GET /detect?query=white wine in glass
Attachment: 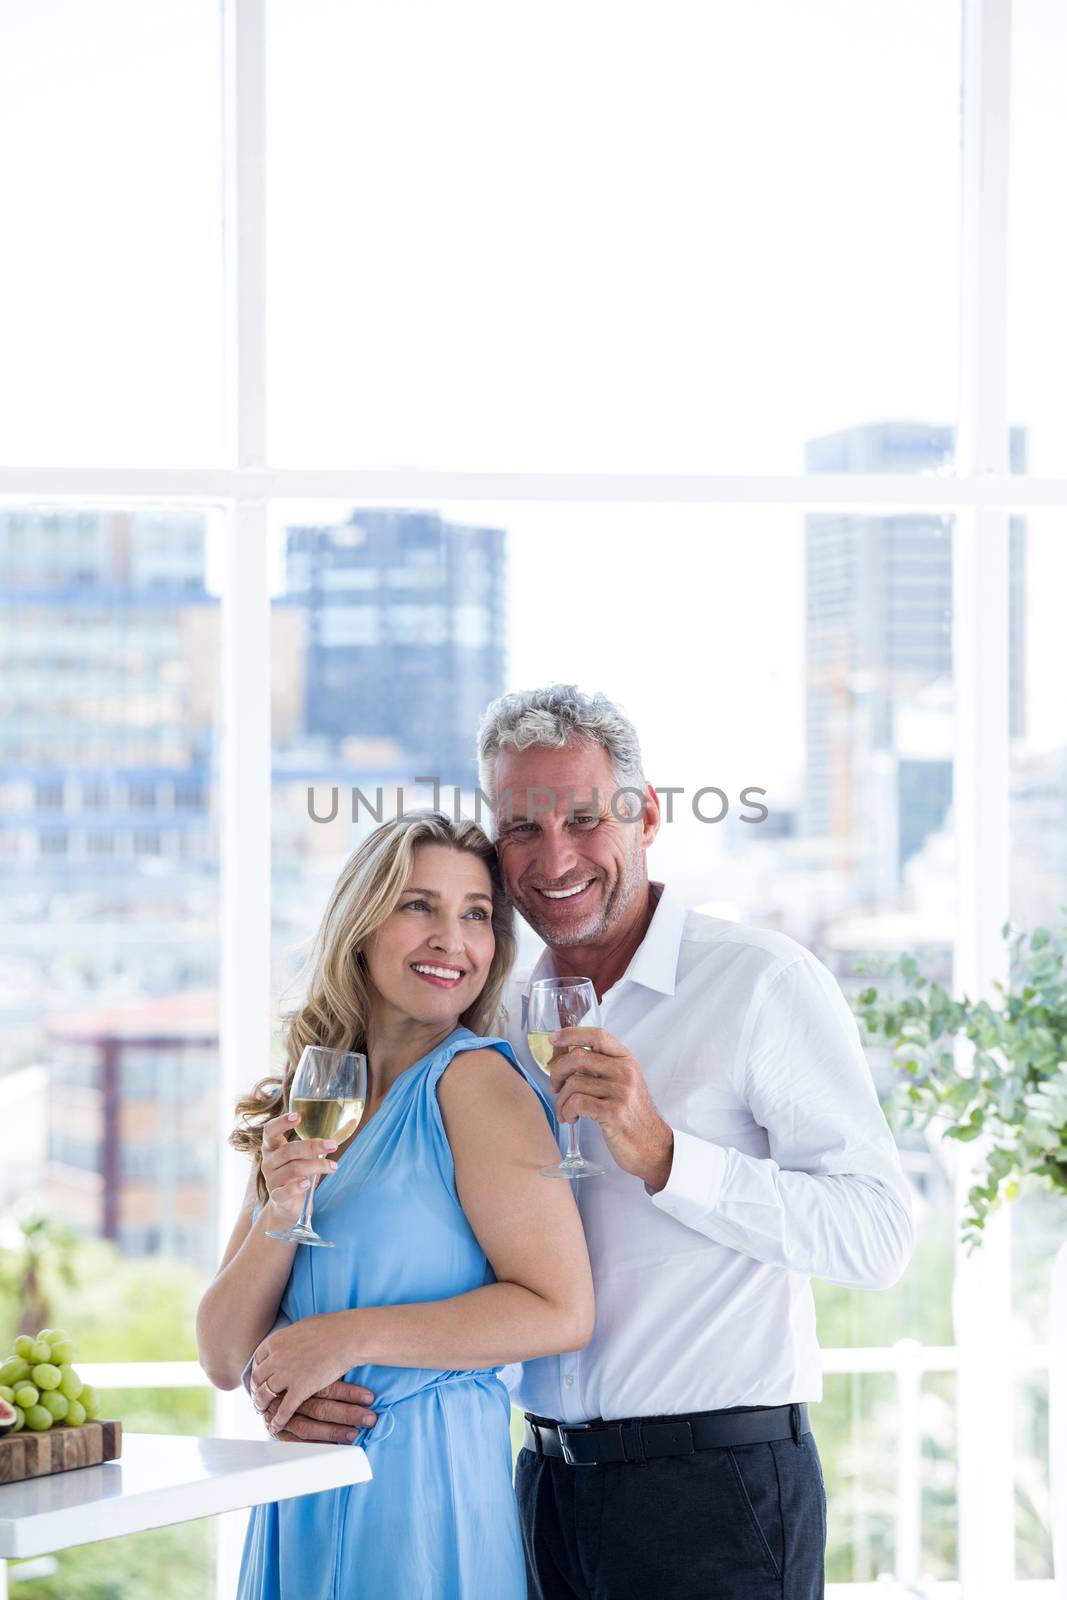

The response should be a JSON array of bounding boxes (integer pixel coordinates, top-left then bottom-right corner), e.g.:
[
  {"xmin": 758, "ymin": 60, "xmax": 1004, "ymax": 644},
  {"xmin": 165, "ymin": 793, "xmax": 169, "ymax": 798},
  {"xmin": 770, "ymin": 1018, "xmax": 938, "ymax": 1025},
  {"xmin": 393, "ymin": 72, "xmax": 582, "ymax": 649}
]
[
  {"xmin": 527, "ymin": 976, "xmax": 605, "ymax": 1179},
  {"xmin": 266, "ymin": 1045, "xmax": 367, "ymax": 1247},
  {"xmin": 290, "ymin": 1096, "xmax": 363, "ymax": 1143},
  {"xmin": 526, "ymin": 1032, "xmax": 563, "ymax": 1075}
]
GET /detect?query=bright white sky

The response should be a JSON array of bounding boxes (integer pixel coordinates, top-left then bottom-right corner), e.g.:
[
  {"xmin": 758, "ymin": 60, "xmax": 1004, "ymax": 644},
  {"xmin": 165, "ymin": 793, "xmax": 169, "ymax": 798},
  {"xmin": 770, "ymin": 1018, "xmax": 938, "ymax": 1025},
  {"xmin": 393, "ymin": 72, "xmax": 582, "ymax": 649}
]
[
  {"xmin": 4, "ymin": 0, "xmax": 1065, "ymax": 464},
  {"xmin": 3, "ymin": 0, "xmax": 1066, "ymax": 806}
]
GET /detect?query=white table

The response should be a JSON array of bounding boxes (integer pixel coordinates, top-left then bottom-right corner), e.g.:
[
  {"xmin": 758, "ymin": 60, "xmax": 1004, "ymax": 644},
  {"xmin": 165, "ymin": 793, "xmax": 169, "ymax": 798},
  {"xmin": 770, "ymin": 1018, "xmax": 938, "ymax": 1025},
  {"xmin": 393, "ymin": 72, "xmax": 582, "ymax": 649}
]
[{"xmin": 0, "ymin": 1432, "xmax": 372, "ymax": 1597}]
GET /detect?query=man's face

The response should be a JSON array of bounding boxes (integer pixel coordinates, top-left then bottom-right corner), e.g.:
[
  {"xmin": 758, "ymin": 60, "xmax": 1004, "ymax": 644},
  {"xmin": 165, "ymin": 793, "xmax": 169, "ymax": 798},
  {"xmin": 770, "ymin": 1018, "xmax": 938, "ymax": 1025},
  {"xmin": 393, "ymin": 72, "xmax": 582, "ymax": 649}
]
[{"xmin": 492, "ymin": 742, "xmax": 659, "ymax": 947}]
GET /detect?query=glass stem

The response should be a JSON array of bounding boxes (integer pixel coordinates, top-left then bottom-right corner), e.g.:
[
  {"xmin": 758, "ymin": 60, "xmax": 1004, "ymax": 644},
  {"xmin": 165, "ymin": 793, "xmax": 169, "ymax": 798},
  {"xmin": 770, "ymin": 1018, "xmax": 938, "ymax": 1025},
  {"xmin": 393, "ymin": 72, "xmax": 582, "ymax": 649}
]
[
  {"xmin": 295, "ymin": 1174, "xmax": 317, "ymax": 1232},
  {"xmin": 564, "ymin": 1120, "xmax": 583, "ymax": 1162}
]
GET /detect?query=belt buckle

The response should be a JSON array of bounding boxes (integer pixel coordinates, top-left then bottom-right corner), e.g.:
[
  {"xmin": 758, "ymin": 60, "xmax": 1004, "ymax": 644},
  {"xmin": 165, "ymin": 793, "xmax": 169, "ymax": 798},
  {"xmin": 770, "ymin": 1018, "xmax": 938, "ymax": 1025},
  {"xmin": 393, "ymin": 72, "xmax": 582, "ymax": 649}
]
[{"xmin": 558, "ymin": 1423, "xmax": 605, "ymax": 1467}]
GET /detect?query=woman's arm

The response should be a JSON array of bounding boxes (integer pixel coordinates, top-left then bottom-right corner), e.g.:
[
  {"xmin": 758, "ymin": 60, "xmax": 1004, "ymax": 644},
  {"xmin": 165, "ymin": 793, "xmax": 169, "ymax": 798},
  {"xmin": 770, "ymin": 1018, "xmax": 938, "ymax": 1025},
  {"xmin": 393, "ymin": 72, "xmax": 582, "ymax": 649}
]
[
  {"xmin": 196, "ymin": 1167, "xmax": 296, "ymax": 1389},
  {"xmin": 197, "ymin": 1109, "xmax": 341, "ymax": 1389},
  {"xmin": 253, "ymin": 1050, "xmax": 595, "ymax": 1428}
]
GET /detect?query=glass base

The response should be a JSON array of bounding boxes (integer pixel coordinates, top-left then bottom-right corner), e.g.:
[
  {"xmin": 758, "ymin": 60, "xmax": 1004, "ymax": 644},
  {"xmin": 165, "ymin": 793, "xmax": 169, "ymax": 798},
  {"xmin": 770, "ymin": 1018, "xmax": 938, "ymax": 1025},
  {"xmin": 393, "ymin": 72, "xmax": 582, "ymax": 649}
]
[
  {"xmin": 540, "ymin": 1158, "xmax": 606, "ymax": 1180},
  {"xmin": 265, "ymin": 1225, "xmax": 335, "ymax": 1247}
]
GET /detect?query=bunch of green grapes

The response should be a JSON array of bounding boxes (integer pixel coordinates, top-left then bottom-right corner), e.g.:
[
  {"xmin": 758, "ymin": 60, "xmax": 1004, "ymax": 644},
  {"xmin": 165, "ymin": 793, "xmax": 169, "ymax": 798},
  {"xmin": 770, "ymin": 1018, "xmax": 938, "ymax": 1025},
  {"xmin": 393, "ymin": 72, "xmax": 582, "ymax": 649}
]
[{"xmin": 0, "ymin": 1329, "xmax": 103, "ymax": 1434}]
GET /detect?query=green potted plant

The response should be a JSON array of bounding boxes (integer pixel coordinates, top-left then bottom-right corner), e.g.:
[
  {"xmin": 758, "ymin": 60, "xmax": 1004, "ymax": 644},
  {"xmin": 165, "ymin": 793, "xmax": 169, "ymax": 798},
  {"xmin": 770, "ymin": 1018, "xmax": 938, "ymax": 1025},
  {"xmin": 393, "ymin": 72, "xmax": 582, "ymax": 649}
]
[
  {"xmin": 853, "ymin": 919, "xmax": 1067, "ymax": 1597},
  {"xmin": 852, "ymin": 921, "xmax": 1067, "ymax": 1248}
]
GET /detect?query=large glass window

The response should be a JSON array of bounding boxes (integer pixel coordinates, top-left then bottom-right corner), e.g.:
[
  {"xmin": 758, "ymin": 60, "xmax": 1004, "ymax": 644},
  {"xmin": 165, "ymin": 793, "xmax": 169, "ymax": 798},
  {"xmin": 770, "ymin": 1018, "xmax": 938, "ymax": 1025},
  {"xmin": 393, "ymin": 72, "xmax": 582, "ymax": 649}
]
[
  {"xmin": 3, "ymin": 2, "xmax": 1063, "ymax": 1595},
  {"xmin": 266, "ymin": 0, "xmax": 961, "ymax": 473},
  {"xmin": 1009, "ymin": 0, "xmax": 1067, "ymax": 473},
  {"xmin": 0, "ymin": 508, "xmax": 220, "ymax": 1598},
  {"xmin": 0, "ymin": 3, "xmax": 225, "ymax": 466}
]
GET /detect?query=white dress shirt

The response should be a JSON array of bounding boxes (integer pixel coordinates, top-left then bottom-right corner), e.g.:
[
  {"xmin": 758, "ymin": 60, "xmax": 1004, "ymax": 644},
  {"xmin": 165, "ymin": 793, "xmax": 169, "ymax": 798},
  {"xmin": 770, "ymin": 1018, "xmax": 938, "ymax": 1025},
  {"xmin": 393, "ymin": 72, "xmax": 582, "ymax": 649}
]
[{"xmin": 506, "ymin": 882, "xmax": 914, "ymax": 1425}]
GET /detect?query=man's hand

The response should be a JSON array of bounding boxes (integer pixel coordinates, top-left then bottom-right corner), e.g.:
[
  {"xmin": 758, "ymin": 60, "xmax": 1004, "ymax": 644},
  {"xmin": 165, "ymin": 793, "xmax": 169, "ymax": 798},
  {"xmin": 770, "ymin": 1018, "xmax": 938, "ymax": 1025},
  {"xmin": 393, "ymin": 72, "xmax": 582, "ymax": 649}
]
[
  {"xmin": 549, "ymin": 1027, "xmax": 675, "ymax": 1193},
  {"xmin": 260, "ymin": 1379, "xmax": 378, "ymax": 1445}
]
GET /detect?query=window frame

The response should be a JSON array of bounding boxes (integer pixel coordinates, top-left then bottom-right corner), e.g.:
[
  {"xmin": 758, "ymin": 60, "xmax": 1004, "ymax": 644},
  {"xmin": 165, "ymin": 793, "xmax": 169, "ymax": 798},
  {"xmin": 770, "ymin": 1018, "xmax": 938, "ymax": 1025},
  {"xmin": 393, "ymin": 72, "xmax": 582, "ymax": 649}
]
[{"xmin": 0, "ymin": 1, "xmax": 1037, "ymax": 1592}]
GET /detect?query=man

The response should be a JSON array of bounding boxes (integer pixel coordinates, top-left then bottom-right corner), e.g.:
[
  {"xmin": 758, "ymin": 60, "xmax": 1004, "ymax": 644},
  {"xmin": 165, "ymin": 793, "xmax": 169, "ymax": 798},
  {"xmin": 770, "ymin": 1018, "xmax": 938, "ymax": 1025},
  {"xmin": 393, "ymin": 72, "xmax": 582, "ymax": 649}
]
[
  {"xmin": 476, "ymin": 684, "xmax": 913, "ymax": 1599},
  {"xmin": 254, "ymin": 684, "xmax": 913, "ymax": 1599}
]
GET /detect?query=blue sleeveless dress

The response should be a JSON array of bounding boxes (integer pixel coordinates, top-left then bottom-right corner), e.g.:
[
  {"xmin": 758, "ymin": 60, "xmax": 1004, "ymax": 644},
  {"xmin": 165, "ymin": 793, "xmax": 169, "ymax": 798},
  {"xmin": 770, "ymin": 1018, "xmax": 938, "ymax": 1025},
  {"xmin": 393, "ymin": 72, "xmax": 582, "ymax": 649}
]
[{"xmin": 236, "ymin": 1027, "xmax": 557, "ymax": 1600}]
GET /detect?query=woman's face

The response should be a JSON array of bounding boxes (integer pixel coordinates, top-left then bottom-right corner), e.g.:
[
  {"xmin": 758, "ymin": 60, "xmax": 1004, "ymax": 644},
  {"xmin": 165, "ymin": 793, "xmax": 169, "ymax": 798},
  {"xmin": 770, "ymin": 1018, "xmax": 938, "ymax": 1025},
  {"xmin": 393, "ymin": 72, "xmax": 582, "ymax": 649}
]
[{"xmin": 363, "ymin": 843, "xmax": 498, "ymax": 1029}]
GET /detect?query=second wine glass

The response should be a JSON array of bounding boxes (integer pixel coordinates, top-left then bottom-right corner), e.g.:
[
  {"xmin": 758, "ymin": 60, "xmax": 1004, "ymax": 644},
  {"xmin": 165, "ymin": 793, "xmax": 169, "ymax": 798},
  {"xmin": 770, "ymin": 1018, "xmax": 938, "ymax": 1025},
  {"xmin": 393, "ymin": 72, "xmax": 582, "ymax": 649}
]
[
  {"xmin": 266, "ymin": 1044, "xmax": 367, "ymax": 1246},
  {"xmin": 526, "ymin": 976, "xmax": 606, "ymax": 1179}
]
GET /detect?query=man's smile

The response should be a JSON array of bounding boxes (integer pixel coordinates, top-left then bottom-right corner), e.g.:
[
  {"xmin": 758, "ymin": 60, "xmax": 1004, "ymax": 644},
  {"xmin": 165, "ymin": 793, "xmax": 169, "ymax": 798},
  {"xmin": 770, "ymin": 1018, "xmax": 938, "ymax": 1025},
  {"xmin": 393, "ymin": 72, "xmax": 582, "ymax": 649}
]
[{"xmin": 532, "ymin": 879, "xmax": 598, "ymax": 905}]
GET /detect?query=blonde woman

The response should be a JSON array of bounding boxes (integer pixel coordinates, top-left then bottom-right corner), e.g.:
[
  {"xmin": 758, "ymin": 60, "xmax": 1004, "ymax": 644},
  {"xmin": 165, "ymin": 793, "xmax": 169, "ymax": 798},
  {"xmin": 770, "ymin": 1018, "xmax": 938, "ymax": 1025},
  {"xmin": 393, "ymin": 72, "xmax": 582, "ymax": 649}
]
[{"xmin": 196, "ymin": 812, "xmax": 594, "ymax": 1600}]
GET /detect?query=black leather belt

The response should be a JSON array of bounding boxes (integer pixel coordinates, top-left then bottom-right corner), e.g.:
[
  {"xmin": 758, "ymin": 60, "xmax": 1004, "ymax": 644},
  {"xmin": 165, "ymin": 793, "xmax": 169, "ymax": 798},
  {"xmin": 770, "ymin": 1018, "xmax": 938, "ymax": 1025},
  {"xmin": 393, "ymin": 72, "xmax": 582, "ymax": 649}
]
[{"xmin": 523, "ymin": 1403, "xmax": 810, "ymax": 1466}]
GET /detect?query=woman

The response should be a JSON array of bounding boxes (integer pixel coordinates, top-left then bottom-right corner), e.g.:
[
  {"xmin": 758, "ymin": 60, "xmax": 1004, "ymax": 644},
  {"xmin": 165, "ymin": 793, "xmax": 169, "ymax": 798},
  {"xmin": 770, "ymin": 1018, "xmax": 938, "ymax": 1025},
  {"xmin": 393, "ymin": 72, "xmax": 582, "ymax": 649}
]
[{"xmin": 196, "ymin": 812, "xmax": 594, "ymax": 1600}]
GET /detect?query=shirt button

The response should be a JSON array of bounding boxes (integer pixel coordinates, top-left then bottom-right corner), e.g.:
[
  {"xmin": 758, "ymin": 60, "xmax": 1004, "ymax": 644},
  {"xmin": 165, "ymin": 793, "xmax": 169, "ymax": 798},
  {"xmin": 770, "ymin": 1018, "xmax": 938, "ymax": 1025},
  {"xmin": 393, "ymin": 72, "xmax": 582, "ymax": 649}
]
[{"xmin": 564, "ymin": 1374, "xmax": 575, "ymax": 1386}]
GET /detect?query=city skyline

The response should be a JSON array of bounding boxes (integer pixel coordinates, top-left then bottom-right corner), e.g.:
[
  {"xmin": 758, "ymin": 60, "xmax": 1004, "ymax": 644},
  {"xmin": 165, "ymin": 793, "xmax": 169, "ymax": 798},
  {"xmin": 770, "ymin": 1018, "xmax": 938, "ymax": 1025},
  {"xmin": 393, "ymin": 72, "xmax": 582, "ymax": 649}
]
[{"xmin": 1, "ymin": 482, "xmax": 1064, "ymax": 1277}]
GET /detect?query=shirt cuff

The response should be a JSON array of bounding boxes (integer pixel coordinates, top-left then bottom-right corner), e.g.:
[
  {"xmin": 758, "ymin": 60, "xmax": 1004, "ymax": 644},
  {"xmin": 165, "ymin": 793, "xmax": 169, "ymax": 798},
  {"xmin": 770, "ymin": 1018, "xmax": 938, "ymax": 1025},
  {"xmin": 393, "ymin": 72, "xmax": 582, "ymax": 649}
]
[{"xmin": 649, "ymin": 1127, "xmax": 728, "ymax": 1226}]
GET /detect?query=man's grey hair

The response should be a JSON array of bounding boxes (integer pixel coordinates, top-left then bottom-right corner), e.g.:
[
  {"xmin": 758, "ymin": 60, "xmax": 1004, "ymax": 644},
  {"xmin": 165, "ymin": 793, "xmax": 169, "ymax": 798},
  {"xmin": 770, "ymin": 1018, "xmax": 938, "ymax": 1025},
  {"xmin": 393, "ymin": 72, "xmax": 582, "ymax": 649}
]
[{"xmin": 476, "ymin": 684, "xmax": 647, "ymax": 813}]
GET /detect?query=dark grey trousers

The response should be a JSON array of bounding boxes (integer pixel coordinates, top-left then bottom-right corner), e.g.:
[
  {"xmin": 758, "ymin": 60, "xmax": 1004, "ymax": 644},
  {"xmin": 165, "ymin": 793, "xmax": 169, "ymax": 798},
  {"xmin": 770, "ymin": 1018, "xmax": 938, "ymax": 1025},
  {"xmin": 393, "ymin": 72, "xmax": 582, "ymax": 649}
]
[{"xmin": 515, "ymin": 1417, "xmax": 827, "ymax": 1599}]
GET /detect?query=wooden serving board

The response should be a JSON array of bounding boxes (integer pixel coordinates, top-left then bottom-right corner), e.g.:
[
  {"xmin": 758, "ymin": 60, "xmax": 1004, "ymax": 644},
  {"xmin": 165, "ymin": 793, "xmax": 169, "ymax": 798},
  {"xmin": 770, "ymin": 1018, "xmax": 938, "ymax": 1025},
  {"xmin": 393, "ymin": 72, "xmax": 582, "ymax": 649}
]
[{"xmin": 0, "ymin": 1421, "xmax": 121, "ymax": 1484}]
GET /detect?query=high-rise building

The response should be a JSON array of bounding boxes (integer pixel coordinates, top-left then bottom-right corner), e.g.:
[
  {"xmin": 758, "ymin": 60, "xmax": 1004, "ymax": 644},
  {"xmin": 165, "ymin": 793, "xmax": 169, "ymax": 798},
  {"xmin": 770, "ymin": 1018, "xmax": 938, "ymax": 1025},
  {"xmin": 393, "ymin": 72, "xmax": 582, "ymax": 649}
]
[
  {"xmin": 0, "ymin": 508, "xmax": 217, "ymax": 880},
  {"xmin": 283, "ymin": 510, "xmax": 507, "ymax": 788},
  {"xmin": 3, "ymin": 505, "xmax": 510, "ymax": 1264},
  {"xmin": 1010, "ymin": 744, "xmax": 1067, "ymax": 934},
  {"xmin": 0, "ymin": 510, "xmax": 221, "ymax": 1087},
  {"xmin": 0, "ymin": 510, "xmax": 223, "ymax": 1264},
  {"xmin": 803, "ymin": 423, "xmax": 1027, "ymax": 903},
  {"xmin": 45, "ymin": 991, "xmax": 218, "ymax": 1268}
]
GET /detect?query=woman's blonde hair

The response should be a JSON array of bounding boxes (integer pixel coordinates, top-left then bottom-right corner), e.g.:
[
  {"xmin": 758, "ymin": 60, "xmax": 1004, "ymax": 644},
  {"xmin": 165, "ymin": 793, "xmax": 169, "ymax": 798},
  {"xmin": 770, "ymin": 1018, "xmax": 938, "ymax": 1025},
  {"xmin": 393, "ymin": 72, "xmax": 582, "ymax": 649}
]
[{"xmin": 231, "ymin": 811, "xmax": 516, "ymax": 1202}]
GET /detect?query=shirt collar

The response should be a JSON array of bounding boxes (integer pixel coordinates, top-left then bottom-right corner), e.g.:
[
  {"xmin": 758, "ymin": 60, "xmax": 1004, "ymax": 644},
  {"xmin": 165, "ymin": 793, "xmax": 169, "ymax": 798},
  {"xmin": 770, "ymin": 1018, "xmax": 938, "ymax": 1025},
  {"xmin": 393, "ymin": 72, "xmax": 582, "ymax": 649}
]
[{"xmin": 524, "ymin": 881, "xmax": 686, "ymax": 999}]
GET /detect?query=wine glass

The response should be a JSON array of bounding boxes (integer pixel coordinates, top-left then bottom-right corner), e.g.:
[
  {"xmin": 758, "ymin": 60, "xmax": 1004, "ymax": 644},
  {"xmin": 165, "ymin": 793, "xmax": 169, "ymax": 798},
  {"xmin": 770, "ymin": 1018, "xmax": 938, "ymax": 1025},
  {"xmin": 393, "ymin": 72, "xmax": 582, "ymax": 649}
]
[
  {"xmin": 526, "ymin": 977, "xmax": 606, "ymax": 1179},
  {"xmin": 266, "ymin": 1045, "xmax": 367, "ymax": 1246}
]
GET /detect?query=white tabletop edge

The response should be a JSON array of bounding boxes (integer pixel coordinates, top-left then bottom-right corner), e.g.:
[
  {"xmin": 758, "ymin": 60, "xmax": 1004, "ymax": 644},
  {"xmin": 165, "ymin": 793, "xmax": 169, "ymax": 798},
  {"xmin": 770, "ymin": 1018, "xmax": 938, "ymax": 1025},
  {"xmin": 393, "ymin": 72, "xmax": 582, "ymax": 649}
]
[{"xmin": 0, "ymin": 1434, "xmax": 372, "ymax": 1560}]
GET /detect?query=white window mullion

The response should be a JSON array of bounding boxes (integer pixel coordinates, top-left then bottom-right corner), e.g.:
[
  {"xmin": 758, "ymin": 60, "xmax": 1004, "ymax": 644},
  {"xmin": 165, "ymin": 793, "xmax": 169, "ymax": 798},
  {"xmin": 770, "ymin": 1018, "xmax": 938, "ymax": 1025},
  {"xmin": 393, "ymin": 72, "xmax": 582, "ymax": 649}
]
[
  {"xmin": 952, "ymin": 522, "xmax": 1014, "ymax": 1598},
  {"xmin": 217, "ymin": 503, "xmax": 271, "ymax": 1273},
  {"xmin": 214, "ymin": 499, "xmax": 272, "ymax": 1592},
  {"xmin": 216, "ymin": 2, "xmax": 270, "ymax": 1595},
  {"xmin": 4, "ymin": 466, "xmax": 1067, "ymax": 506},
  {"xmin": 224, "ymin": 0, "xmax": 267, "ymax": 470},
  {"xmin": 952, "ymin": 2, "xmax": 1015, "ymax": 1597},
  {"xmin": 957, "ymin": 0, "xmax": 1013, "ymax": 479},
  {"xmin": 216, "ymin": 0, "xmax": 269, "ymax": 1289}
]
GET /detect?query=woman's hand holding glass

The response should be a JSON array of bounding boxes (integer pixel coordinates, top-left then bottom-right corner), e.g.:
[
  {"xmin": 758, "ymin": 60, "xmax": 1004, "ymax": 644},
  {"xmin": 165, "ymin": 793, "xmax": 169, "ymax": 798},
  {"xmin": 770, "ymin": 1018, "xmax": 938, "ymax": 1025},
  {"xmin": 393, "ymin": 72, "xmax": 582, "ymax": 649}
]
[
  {"xmin": 265, "ymin": 1046, "xmax": 367, "ymax": 1246},
  {"xmin": 259, "ymin": 1108, "xmax": 341, "ymax": 1227}
]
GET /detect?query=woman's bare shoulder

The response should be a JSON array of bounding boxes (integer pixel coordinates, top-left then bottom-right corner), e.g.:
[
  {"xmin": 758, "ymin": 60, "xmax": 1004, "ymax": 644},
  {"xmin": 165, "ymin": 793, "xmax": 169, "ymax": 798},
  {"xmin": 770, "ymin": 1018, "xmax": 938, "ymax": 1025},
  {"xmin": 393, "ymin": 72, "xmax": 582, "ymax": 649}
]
[
  {"xmin": 438, "ymin": 1044, "xmax": 531, "ymax": 1099},
  {"xmin": 437, "ymin": 1044, "xmax": 550, "ymax": 1139}
]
